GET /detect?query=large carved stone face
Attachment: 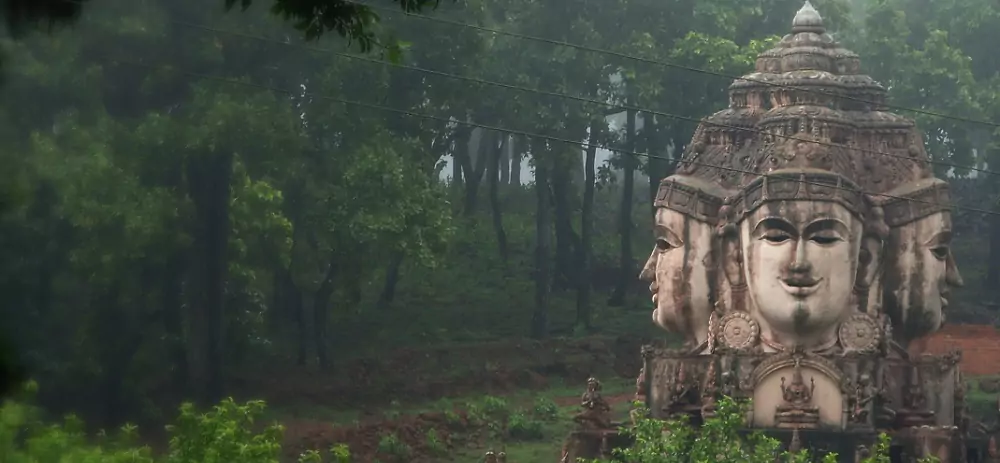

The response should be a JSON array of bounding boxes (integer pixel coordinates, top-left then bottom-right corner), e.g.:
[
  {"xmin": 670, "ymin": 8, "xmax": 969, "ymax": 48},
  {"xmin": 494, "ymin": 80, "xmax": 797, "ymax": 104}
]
[
  {"xmin": 639, "ymin": 207, "xmax": 714, "ymax": 345},
  {"xmin": 739, "ymin": 200, "xmax": 863, "ymax": 346},
  {"xmin": 883, "ymin": 211, "xmax": 963, "ymax": 341}
]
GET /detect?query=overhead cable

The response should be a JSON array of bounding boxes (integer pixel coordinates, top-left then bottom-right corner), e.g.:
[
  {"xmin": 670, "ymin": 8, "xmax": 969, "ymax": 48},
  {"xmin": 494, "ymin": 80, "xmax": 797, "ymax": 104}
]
[{"xmin": 100, "ymin": 55, "xmax": 1000, "ymax": 218}]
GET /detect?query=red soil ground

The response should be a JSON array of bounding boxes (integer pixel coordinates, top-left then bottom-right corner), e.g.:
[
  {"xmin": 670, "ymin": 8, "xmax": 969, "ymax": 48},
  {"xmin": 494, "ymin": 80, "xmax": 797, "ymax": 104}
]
[
  {"xmin": 910, "ymin": 323, "xmax": 1000, "ymax": 376},
  {"xmin": 247, "ymin": 336, "xmax": 646, "ymax": 462}
]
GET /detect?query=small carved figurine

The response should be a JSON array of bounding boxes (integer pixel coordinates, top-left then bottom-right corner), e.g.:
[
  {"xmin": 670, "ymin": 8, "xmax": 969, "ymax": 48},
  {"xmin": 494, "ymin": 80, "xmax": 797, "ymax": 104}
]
[
  {"xmin": 701, "ymin": 361, "xmax": 719, "ymax": 418},
  {"xmin": 634, "ymin": 365, "xmax": 646, "ymax": 402},
  {"xmin": 775, "ymin": 357, "xmax": 820, "ymax": 428},
  {"xmin": 849, "ymin": 374, "xmax": 875, "ymax": 424},
  {"xmin": 854, "ymin": 444, "xmax": 872, "ymax": 463},
  {"xmin": 896, "ymin": 365, "xmax": 935, "ymax": 427},
  {"xmin": 574, "ymin": 377, "xmax": 612, "ymax": 429}
]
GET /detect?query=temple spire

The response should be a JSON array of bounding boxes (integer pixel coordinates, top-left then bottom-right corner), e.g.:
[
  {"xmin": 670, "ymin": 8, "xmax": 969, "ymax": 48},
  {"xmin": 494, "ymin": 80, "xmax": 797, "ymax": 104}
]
[{"xmin": 792, "ymin": 1, "xmax": 825, "ymax": 34}]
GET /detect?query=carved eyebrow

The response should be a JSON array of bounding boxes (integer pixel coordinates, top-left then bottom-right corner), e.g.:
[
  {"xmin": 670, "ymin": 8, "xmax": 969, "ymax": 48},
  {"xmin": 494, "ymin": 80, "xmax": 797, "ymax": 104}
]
[
  {"xmin": 924, "ymin": 230, "xmax": 952, "ymax": 246},
  {"xmin": 654, "ymin": 225, "xmax": 683, "ymax": 246},
  {"xmin": 803, "ymin": 218, "xmax": 849, "ymax": 236},
  {"xmin": 752, "ymin": 217, "xmax": 797, "ymax": 236}
]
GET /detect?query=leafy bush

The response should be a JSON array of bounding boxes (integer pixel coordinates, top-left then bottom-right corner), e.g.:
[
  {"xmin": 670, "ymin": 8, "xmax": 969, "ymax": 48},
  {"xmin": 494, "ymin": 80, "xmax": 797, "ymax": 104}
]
[
  {"xmin": 424, "ymin": 428, "xmax": 448, "ymax": 455},
  {"xmin": 601, "ymin": 396, "xmax": 940, "ymax": 463},
  {"xmin": 531, "ymin": 397, "xmax": 560, "ymax": 421},
  {"xmin": 507, "ymin": 412, "xmax": 545, "ymax": 441},
  {"xmin": 0, "ymin": 382, "xmax": 350, "ymax": 463},
  {"xmin": 376, "ymin": 432, "xmax": 411, "ymax": 461}
]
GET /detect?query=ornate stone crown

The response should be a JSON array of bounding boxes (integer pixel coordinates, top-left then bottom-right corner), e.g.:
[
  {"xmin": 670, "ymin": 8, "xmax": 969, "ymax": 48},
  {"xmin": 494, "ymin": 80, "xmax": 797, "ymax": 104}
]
[
  {"xmin": 726, "ymin": 169, "xmax": 868, "ymax": 221},
  {"xmin": 654, "ymin": 174, "xmax": 729, "ymax": 223},
  {"xmin": 877, "ymin": 177, "xmax": 952, "ymax": 227}
]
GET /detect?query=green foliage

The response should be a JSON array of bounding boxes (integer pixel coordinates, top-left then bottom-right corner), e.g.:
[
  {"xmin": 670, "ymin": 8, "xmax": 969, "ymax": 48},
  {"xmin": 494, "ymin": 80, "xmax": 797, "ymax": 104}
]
[
  {"xmin": 601, "ymin": 396, "xmax": 899, "ymax": 463},
  {"xmin": 0, "ymin": 388, "xmax": 355, "ymax": 463},
  {"xmin": 376, "ymin": 432, "xmax": 411, "ymax": 461},
  {"xmin": 165, "ymin": 398, "xmax": 283, "ymax": 463},
  {"xmin": 506, "ymin": 412, "xmax": 545, "ymax": 441},
  {"xmin": 424, "ymin": 428, "xmax": 448, "ymax": 456},
  {"xmin": 531, "ymin": 397, "xmax": 560, "ymax": 421}
]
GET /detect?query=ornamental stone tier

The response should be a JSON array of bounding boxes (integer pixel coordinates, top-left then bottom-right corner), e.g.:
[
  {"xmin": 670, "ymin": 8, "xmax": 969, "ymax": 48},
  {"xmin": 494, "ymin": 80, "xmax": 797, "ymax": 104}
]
[{"xmin": 607, "ymin": 2, "xmax": 991, "ymax": 462}]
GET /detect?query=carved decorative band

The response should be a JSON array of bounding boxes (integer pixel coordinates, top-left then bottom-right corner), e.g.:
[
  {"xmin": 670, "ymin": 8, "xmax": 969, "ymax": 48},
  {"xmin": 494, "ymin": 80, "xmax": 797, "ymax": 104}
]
[
  {"xmin": 879, "ymin": 182, "xmax": 951, "ymax": 227},
  {"xmin": 748, "ymin": 352, "xmax": 845, "ymax": 389},
  {"xmin": 729, "ymin": 170, "xmax": 866, "ymax": 220},
  {"xmin": 654, "ymin": 178, "xmax": 726, "ymax": 223}
]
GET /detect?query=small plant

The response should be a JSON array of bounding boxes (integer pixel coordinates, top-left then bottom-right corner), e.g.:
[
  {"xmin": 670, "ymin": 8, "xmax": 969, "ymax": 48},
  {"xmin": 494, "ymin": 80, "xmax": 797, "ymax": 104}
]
[
  {"xmin": 330, "ymin": 443, "xmax": 352, "ymax": 463},
  {"xmin": 507, "ymin": 412, "xmax": 545, "ymax": 441},
  {"xmin": 376, "ymin": 432, "xmax": 411, "ymax": 461},
  {"xmin": 383, "ymin": 399, "xmax": 403, "ymax": 420},
  {"xmin": 467, "ymin": 395, "xmax": 510, "ymax": 430},
  {"xmin": 443, "ymin": 408, "xmax": 464, "ymax": 427},
  {"xmin": 424, "ymin": 428, "xmax": 448, "ymax": 455},
  {"xmin": 532, "ymin": 397, "xmax": 560, "ymax": 421}
]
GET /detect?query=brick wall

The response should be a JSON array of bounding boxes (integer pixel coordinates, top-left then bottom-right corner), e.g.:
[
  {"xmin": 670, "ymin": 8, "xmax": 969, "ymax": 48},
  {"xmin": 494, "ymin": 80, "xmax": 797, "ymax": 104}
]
[{"xmin": 910, "ymin": 324, "xmax": 1000, "ymax": 376}]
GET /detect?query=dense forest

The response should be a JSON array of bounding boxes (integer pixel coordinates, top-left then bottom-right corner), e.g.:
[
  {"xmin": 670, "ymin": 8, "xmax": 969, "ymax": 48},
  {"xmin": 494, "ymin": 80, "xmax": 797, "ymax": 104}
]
[{"xmin": 2, "ymin": 0, "xmax": 1000, "ymax": 461}]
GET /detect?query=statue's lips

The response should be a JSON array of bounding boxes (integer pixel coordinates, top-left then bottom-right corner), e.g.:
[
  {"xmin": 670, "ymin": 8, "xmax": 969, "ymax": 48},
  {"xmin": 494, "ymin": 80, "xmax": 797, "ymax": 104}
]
[{"xmin": 779, "ymin": 277, "xmax": 822, "ymax": 297}]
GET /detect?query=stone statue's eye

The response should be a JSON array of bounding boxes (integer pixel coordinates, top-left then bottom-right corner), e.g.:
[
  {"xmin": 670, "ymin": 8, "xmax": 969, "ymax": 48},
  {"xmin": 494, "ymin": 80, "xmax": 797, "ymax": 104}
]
[
  {"xmin": 930, "ymin": 245, "xmax": 949, "ymax": 261},
  {"xmin": 656, "ymin": 239, "xmax": 674, "ymax": 251},
  {"xmin": 809, "ymin": 234, "xmax": 842, "ymax": 245},
  {"xmin": 761, "ymin": 232, "xmax": 790, "ymax": 243}
]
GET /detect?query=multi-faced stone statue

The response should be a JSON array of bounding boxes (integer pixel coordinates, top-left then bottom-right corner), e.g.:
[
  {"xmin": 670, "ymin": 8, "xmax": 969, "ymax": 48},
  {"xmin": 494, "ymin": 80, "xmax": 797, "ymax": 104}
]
[
  {"xmin": 639, "ymin": 174, "xmax": 727, "ymax": 348},
  {"xmin": 879, "ymin": 177, "xmax": 964, "ymax": 345},
  {"xmin": 723, "ymin": 168, "xmax": 879, "ymax": 351}
]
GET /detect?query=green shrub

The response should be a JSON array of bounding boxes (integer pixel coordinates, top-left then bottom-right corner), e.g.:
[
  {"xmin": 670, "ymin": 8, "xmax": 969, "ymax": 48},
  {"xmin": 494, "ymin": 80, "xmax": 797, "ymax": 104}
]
[
  {"xmin": 0, "ymin": 382, "xmax": 348, "ymax": 463},
  {"xmin": 424, "ymin": 428, "xmax": 448, "ymax": 455},
  {"xmin": 531, "ymin": 397, "xmax": 560, "ymax": 421},
  {"xmin": 602, "ymin": 396, "xmax": 890, "ymax": 463},
  {"xmin": 376, "ymin": 432, "xmax": 411, "ymax": 461},
  {"xmin": 507, "ymin": 412, "xmax": 545, "ymax": 441}
]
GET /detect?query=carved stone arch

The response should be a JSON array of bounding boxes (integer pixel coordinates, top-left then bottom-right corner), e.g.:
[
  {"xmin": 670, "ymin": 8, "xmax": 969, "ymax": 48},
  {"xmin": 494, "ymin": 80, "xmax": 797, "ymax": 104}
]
[{"xmin": 749, "ymin": 353, "xmax": 845, "ymax": 388}]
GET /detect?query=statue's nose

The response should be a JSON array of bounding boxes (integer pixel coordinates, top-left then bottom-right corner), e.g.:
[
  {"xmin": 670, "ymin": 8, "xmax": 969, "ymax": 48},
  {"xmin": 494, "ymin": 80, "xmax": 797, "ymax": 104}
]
[{"xmin": 788, "ymin": 260, "xmax": 812, "ymax": 274}]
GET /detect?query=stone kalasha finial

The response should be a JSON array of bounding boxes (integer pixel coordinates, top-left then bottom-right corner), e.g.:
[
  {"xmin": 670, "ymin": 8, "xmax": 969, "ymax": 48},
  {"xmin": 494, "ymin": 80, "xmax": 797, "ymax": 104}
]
[{"xmin": 792, "ymin": 1, "xmax": 824, "ymax": 33}]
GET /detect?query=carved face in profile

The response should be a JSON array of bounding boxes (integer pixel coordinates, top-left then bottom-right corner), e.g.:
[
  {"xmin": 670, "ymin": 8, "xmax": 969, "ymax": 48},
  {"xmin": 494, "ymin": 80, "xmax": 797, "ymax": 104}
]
[
  {"xmin": 639, "ymin": 207, "xmax": 715, "ymax": 345},
  {"xmin": 739, "ymin": 200, "xmax": 863, "ymax": 346},
  {"xmin": 883, "ymin": 210, "xmax": 963, "ymax": 341}
]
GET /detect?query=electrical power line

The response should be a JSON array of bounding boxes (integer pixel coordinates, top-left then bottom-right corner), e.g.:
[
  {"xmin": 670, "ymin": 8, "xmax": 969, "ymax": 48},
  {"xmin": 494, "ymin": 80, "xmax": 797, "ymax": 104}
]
[
  {"xmin": 99, "ymin": 55, "xmax": 1000, "ymax": 218},
  {"xmin": 170, "ymin": 19, "xmax": 1000, "ymax": 178},
  {"xmin": 350, "ymin": 0, "xmax": 1000, "ymax": 130}
]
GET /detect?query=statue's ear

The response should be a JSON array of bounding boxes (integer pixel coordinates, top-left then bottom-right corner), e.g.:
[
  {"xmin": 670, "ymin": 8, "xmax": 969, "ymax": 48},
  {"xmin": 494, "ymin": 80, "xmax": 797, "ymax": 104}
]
[
  {"xmin": 858, "ymin": 202, "xmax": 889, "ymax": 289},
  {"xmin": 857, "ymin": 234, "xmax": 883, "ymax": 288},
  {"xmin": 717, "ymin": 222, "xmax": 744, "ymax": 287}
]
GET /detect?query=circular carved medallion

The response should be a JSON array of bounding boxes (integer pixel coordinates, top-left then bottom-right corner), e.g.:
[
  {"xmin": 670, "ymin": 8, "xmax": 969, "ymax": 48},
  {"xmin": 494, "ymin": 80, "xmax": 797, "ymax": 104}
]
[
  {"xmin": 717, "ymin": 312, "xmax": 759, "ymax": 350},
  {"xmin": 838, "ymin": 313, "xmax": 882, "ymax": 353}
]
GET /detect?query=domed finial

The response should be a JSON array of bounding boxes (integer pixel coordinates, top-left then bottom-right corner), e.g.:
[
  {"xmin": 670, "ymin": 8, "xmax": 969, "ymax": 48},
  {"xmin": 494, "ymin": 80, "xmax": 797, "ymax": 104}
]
[{"xmin": 792, "ymin": 1, "xmax": 825, "ymax": 33}]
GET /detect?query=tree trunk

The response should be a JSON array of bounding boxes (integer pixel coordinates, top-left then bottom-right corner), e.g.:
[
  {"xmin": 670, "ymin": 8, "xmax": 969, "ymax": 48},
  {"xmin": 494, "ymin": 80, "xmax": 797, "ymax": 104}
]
[
  {"xmin": 608, "ymin": 93, "xmax": 637, "ymax": 307},
  {"xmin": 162, "ymin": 253, "xmax": 188, "ymax": 390},
  {"xmin": 532, "ymin": 143, "xmax": 552, "ymax": 339},
  {"xmin": 489, "ymin": 134, "xmax": 509, "ymax": 262},
  {"xmin": 313, "ymin": 259, "xmax": 337, "ymax": 368},
  {"xmin": 644, "ymin": 114, "xmax": 668, "ymax": 217},
  {"xmin": 376, "ymin": 252, "xmax": 405, "ymax": 310},
  {"xmin": 576, "ymin": 121, "xmax": 600, "ymax": 330},
  {"xmin": 499, "ymin": 135, "xmax": 511, "ymax": 186},
  {"xmin": 185, "ymin": 151, "xmax": 234, "ymax": 405},
  {"xmin": 277, "ymin": 269, "xmax": 307, "ymax": 366},
  {"xmin": 551, "ymin": 149, "xmax": 579, "ymax": 290},
  {"xmin": 511, "ymin": 136, "xmax": 523, "ymax": 186},
  {"xmin": 457, "ymin": 128, "xmax": 491, "ymax": 215}
]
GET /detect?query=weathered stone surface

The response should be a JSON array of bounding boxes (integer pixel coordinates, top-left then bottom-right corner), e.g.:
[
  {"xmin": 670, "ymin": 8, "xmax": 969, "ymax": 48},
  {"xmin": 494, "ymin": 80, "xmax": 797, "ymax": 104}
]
[{"xmin": 632, "ymin": 2, "xmax": 973, "ymax": 461}]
